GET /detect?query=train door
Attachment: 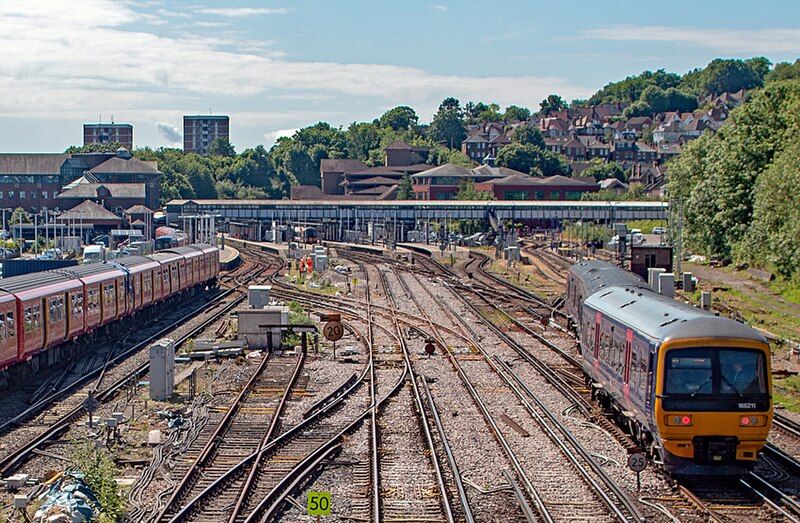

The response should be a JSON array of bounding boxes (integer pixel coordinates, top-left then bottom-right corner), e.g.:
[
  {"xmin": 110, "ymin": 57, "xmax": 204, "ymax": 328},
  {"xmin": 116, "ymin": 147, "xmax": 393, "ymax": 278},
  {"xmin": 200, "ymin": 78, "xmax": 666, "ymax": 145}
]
[
  {"xmin": 622, "ymin": 329, "xmax": 633, "ymax": 400},
  {"xmin": 645, "ymin": 346, "xmax": 657, "ymax": 417},
  {"xmin": 593, "ymin": 312, "xmax": 601, "ymax": 371}
]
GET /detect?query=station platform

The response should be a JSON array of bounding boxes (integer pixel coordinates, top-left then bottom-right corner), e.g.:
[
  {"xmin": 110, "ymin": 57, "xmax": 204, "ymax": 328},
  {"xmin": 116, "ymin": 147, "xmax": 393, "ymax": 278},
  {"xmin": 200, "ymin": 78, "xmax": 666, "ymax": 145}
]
[
  {"xmin": 398, "ymin": 242, "xmax": 471, "ymax": 262},
  {"xmin": 218, "ymin": 245, "xmax": 240, "ymax": 270},
  {"xmin": 222, "ymin": 236, "xmax": 291, "ymax": 258}
]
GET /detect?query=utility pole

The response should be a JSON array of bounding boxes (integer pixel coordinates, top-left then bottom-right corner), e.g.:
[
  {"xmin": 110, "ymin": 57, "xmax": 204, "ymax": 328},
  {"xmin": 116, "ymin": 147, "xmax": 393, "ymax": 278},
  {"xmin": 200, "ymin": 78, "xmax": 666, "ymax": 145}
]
[{"xmin": 675, "ymin": 199, "xmax": 683, "ymax": 276}]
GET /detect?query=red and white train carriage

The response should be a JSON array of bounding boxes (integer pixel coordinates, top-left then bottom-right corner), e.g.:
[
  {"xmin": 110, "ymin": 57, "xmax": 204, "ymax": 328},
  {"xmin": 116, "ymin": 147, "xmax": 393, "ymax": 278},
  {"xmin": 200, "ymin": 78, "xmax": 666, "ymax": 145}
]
[{"xmin": 0, "ymin": 243, "xmax": 219, "ymax": 373}]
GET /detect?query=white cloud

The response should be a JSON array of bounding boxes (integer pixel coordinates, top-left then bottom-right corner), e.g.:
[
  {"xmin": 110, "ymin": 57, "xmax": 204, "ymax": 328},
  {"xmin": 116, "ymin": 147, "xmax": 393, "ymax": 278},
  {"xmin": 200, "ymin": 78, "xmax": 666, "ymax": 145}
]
[
  {"xmin": 198, "ymin": 7, "xmax": 290, "ymax": 17},
  {"xmin": 156, "ymin": 122, "xmax": 182, "ymax": 144},
  {"xmin": 264, "ymin": 128, "xmax": 299, "ymax": 146},
  {"xmin": 581, "ymin": 26, "xmax": 800, "ymax": 54},
  {"xmin": 429, "ymin": 4, "xmax": 448, "ymax": 11},
  {"xmin": 0, "ymin": 0, "xmax": 593, "ymax": 148}
]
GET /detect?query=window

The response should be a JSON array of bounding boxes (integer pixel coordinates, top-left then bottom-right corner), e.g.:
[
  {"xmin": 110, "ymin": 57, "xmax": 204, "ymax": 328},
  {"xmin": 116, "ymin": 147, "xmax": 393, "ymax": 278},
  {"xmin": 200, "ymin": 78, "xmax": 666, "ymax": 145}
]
[
  {"xmin": 663, "ymin": 348, "xmax": 766, "ymax": 397},
  {"xmin": 6, "ymin": 312, "xmax": 14, "ymax": 339},
  {"xmin": 0, "ymin": 313, "xmax": 5, "ymax": 341},
  {"xmin": 19, "ymin": 191, "xmax": 25, "ymax": 199}
]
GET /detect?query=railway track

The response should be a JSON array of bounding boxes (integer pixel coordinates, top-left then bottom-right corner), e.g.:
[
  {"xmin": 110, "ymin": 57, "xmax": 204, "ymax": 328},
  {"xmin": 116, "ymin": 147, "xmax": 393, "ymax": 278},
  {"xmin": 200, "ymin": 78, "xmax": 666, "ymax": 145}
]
[
  {"xmin": 0, "ymin": 263, "xmax": 271, "ymax": 479},
  {"xmin": 155, "ymin": 350, "xmax": 305, "ymax": 522},
  {"xmin": 414, "ymin": 247, "xmax": 800, "ymax": 523}
]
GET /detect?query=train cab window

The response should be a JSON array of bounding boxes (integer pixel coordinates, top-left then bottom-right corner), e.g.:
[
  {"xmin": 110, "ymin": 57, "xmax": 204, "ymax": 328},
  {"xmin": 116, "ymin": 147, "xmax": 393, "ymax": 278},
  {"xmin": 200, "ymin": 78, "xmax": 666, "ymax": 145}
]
[
  {"xmin": 665, "ymin": 350, "xmax": 713, "ymax": 395},
  {"xmin": 719, "ymin": 349, "xmax": 767, "ymax": 396},
  {"xmin": 664, "ymin": 347, "xmax": 767, "ymax": 397}
]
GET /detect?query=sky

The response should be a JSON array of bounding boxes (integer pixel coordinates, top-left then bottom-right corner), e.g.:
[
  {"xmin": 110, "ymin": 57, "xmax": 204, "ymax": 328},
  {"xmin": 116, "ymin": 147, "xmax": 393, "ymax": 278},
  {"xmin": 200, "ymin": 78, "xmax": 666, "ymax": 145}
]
[{"xmin": 1, "ymin": 0, "xmax": 798, "ymax": 153}]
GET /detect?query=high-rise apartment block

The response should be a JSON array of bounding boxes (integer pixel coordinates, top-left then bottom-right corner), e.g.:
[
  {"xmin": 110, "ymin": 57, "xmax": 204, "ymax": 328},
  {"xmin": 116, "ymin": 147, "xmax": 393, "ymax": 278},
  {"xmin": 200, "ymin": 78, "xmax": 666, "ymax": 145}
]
[
  {"xmin": 84, "ymin": 123, "xmax": 133, "ymax": 150},
  {"xmin": 183, "ymin": 115, "xmax": 229, "ymax": 154}
]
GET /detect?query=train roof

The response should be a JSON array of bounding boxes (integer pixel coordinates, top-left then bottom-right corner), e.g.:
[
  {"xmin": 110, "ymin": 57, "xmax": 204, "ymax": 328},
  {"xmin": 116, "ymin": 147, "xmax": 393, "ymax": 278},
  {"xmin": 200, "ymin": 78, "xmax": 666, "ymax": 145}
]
[
  {"xmin": 148, "ymin": 251, "xmax": 183, "ymax": 263},
  {"xmin": 114, "ymin": 256, "xmax": 159, "ymax": 268},
  {"xmin": 569, "ymin": 259, "xmax": 649, "ymax": 296},
  {"xmin": 0, "ymin": 271, "xmax": 76, "ymax": 293},
  {"xmin": 584, "ymin": 284, "xmax": 766, "ymax": 344},
  {"xmin": 163, "ymin": 245, "xmax": 203, "ymax": 256},
  {"xmin": 56, "ymin": 262, "xmax": 124, "ymax": 278}
]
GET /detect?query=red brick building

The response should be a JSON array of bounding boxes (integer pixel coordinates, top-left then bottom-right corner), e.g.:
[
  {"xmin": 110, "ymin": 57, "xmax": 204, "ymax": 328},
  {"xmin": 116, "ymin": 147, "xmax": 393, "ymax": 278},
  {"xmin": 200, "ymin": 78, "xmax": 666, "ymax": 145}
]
[
  {"xmin": 0, "ymin": 148, "xmax": 162, "ymax": 212},
  {"xmin": 83, "ymin": 123, "xmax": 133, "ymax": 150},
  {"xmin": 475, "ymin": 174, "xmax": 599, "ymax": 200}
]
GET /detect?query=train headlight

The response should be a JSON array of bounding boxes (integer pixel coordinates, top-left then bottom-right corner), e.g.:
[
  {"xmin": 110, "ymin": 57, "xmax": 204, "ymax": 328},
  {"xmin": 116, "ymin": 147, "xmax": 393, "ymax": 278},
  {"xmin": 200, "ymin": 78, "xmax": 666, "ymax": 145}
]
[
  {"xmin": 665, "ymin": 414, "xmax": 693, "ymax": 426},
  {"xmin": 739, "ymin": 415, "xmax": 765, "ymax": 427}
]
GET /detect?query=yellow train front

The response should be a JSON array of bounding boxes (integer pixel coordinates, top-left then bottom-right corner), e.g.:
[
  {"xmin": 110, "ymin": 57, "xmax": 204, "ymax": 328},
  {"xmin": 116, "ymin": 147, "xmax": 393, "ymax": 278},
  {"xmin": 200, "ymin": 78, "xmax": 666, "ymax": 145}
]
[{"xmin": 567, "ymin": 261, "xmax": 772, "ymax": 476}]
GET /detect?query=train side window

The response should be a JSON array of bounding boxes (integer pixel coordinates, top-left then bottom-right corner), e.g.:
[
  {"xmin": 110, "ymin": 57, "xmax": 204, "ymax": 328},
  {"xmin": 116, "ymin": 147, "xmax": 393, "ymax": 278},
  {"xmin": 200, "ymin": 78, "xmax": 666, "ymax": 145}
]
[
  {"xmin": 0, "ymin": 313, "xmax": 5, "ymax": 341},
  {"xmin": 7, "ymin": 312, "xmax": 14, "ymax": 338}
]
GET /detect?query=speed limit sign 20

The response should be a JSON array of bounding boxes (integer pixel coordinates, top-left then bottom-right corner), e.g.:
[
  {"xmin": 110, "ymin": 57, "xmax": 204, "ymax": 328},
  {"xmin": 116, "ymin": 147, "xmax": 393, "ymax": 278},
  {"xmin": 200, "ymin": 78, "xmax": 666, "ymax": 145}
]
[{"xmin": 323, "ymin": 320, "xmax": 344, "ymax": 341}]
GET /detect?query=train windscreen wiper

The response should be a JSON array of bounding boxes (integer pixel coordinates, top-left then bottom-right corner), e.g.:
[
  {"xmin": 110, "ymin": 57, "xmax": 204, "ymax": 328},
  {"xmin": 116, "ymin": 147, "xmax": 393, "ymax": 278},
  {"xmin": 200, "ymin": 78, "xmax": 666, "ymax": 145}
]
[
  {"xmin": 690, "ymin": 377, "xmax": 713, "ymax": 398},
  {"xmin": 720, "ymin": 375, "xmax": 743, "ymax": 397}
]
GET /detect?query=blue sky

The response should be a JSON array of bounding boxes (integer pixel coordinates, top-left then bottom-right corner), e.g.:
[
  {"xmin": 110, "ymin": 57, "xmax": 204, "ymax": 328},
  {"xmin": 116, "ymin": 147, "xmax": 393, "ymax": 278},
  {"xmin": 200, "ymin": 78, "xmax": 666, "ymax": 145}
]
[{"xmin": 0, "ymin": 0, "xmax": 798, "ymax": 152}]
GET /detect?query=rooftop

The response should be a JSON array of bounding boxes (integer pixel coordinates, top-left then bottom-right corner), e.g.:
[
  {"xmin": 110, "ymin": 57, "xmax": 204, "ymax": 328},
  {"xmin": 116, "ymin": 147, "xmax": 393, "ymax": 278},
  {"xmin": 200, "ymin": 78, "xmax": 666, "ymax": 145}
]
[{"xmin": 0, "ymin": 153, "xmax": 69, "ymax": 175}]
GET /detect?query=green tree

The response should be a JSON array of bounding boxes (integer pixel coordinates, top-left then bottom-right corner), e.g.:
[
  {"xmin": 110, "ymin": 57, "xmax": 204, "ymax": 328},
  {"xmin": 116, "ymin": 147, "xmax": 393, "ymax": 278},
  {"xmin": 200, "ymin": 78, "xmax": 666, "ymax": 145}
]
[
  {"xmin": 476, "ymin": 103, "xmax": 502, "ymax": 122},
  {"xmin": 64, "ymin": 142, "xmax": 125, "ymax": 154},
  {"xmin": 680, "ymin": 57, "xmax": 770, "ymax": 96},
  {"xmin": 456, "ymin": 179, "xmax": 494, "ymax": 200},
  {"xmin": 512, "ymin": 123, "xmax": 546, "ymax": 149},
  {"xmin": 429, "ymin": 108, "xmax": 466, "ymax": 149},
  {"xmin": 396, "ymin": 175, "xmax": 414, "ymax": 199},
  {"xmin": 503, "ymin": 105, "xmax": 531, "ymax": 122},
  {"xmin": 622, "ymin": 100, "xmax": 652, "ymax": 118},
  {"xmin": 767, "ymin": 59, "xmax": 800, "ymax": 82},
  {"xmin": 438, "ymin": 97, "xmax": 461, "ymax": 113},
  {"xmin": 539, "ymin": 94, "xmax": 567, "ymax": 115},
  {"xmin": 640, "ymin": 85, "xmax": 697, "ymax": 113},
  {"xmin": 207, "ymin": 137, "xmax": 235, "ymax": 157},
  {"xmin": 379, "ymin": 106, "xmax": 419, "ymax": 131},
  {"xmin": 10, "ymin": 207, "xmax": 30, "ymax": 225},
  {"xmin": 589, "ymin": 69, "xmax": 681, "ymax": 104},
  {"xmin": 495, "ymin": 143, "xmax": 568, "ymax": 176},
  {"xmin": 667, "ymin": 80, "xmax": 800, "ymax": 261},
  {"xmin": 71, "ymin": 440, "xmax": 125, "ymax": 521},
  {"xmin": 582, "ymin": 162, "xmax": 626, "ymax": 182}
]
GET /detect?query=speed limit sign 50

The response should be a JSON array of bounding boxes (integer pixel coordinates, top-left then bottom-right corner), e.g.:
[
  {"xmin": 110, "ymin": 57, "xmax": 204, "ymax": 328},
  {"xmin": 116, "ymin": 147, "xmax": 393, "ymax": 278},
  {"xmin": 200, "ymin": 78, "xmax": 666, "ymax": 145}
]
[{"xmin": 323, "ymin": 320, "xmax": 344, "ymax": 341}]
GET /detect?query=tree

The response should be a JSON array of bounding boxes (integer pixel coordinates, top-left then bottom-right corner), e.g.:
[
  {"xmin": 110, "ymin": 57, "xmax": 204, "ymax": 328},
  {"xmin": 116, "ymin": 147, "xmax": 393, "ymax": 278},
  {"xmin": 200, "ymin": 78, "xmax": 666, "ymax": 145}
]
[
  {"xmin": 640, "ymin": 85, "xmax": 697, "ymax": 113},
  {"xmin": 589, "ymin": 69, "xmax": 681, "ymax": 104},
  {"xmin": 512, "ymin": 123, "xmax": 546, "ymax": 149},
  {"xmin": 379, "ymin": 106, "xmax": 418, "ymax": 131},
  {"xmin": 539, "ymin": 94, "xmax": 567, "ymax": 115},
  {"xmin": 476, "ymin": 103, "xmax": 502, "ymax": 123},
  {"xmin": 207, "ymin": 137, "xmax": 235, "ymax": 157},
  {"xmin": 667, "ymin": 80, "xmax": 800, "ymax": 263},
  {"xmin": 581, "ymin": 162, "xmax": 626, "ymax": 182},
  {"xmin": 680, "ymin": 58, "xmax": 770, "ymax": 97},
  {"xmin": 396, "ymin": 175, "xmax": 414, "ymax": 200},
  {"xmin": 438, "ymin": 97, "xmax": 461, "ymax": 113},
  {"xmin": 10, "ymin": 207, "xmax": 30, "ymax": 225},
  {"xmin": 429, "ymin": 108, "xmax": 466, "ymax": 149},
  {"xmin": 495, "ymin": 143, "xmax": 568, "ymax": 176},
  {"xmin": 743, "ymin": 136, "xmax": 800, "ymax": 278},
  {"xmin": 622, "ymin": 100, "xmax": 652, "ymax": 118},
  {"xmin": 456, "ymin": 179, "xmax": 494, "ymax": 200},
  {"xmin": 767, "ymin": 59, "xmax": 800, "ymax": 82},
  {"xmin": 503, "ymin": 105, "xmax": 531, "ymax": 122},
  {"xmin": 64, "ymin": 142, "xmax": 125, "ymax": 154}
]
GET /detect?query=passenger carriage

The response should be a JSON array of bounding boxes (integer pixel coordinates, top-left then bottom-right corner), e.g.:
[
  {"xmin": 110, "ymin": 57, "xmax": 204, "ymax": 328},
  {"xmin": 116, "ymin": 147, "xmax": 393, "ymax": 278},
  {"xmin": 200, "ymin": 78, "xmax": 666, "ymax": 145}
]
[
  {"xmin": 114, "ymin": 256, "xmax": 161, "ymax": 311},
  {"xmin": 57, "ymin": 264, "xmax": 130, "ymax": 328},
  {"xmin": 567, "ymin": 260, "xmax": 772, "ymax": 475},
  {"xmin": 0, "ymin": 291, "xmax": 18, "ymax": 369},
  {"xmin": 0, "ymin": 272, "xmax": 83, "ymax": 360},
  {"xmin": 148, "ymin": 252, "xmax": 184, "ymax": 298}
]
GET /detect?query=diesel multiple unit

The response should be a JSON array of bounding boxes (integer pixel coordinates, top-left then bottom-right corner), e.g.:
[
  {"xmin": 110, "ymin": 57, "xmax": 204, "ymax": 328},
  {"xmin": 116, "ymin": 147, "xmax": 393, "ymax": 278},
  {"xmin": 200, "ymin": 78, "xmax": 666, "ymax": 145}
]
[
  {"xmin": 0, "ymin": 244, "xmax": 219, "ymax": 371},
  {"xmin": 566, "ymin": 260, "xmax": 772, "ymax": 475}
]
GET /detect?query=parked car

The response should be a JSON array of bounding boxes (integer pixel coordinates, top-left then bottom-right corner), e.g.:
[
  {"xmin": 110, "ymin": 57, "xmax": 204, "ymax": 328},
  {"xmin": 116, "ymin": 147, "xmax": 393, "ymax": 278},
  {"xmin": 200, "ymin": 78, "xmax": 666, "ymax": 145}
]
[{"xmin": 652, "ymin": 226, "xmax": 666, "ymax": 234}]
